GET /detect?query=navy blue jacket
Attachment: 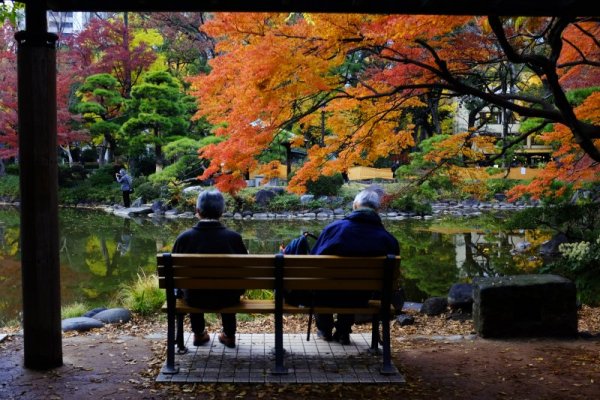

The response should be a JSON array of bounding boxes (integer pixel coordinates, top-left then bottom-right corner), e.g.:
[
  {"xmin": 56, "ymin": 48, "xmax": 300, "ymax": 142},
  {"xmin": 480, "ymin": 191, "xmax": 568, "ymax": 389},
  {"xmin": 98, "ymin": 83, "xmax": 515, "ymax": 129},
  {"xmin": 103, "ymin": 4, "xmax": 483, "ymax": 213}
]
[
  {"xmin": 308, "ymin": 209, "xmax": 400, "ymax": 307},
  {"xmin": 311, "ymin": 209, "xmax": 400, "ymax": 257}
]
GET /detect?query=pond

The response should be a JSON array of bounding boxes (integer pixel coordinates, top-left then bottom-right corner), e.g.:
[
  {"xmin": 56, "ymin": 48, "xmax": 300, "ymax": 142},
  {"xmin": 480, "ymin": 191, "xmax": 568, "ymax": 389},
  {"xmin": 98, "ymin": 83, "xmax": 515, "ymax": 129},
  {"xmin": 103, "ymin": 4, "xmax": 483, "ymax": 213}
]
[{"xmin": 0, "ymin": 207, "xmax": 550, "ymax": 325}]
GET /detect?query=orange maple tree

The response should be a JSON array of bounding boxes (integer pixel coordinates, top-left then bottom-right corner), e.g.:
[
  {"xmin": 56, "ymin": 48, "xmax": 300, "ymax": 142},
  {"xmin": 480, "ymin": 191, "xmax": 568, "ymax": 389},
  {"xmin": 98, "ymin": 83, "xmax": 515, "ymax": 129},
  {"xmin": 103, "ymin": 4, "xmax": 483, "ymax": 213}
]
[{"xmin": 189, "ymin": 14, "xmax": 599, "ymax": 196}]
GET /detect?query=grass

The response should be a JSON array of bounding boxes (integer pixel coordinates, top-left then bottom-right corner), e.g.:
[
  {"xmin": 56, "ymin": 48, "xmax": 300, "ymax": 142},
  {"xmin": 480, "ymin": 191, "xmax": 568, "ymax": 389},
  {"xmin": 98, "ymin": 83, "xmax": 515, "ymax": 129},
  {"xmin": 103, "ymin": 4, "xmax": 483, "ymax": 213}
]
[
  {"xmin": 61, "ymin": 302, "xmax": 90, "ymax": 319},
  {"xmin": 118, "ymin": 270, "xmax": 166, "ymax": 316},
  {"xmin": 245, "ymin": 289, "xmax": 274, "ymax": 300}
]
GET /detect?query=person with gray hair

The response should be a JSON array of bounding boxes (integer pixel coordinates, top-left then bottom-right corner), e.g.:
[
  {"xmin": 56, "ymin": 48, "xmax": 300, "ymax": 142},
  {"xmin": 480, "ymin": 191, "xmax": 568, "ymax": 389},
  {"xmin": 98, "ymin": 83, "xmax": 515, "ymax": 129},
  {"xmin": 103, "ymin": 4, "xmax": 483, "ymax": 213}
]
[
  {"xmin": 172, "ymin": 189, "xmax": 248, "ymax": 348},
  {"xmin": 309, "ymin": 189, "xmax": 400, "ymax": 345}
]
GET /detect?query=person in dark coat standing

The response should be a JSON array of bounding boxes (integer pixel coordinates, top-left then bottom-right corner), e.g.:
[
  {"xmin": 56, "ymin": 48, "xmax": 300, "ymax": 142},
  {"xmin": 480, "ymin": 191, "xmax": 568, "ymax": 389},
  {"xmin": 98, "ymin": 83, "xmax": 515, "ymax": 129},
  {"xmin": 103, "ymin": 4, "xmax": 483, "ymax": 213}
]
[
  {"xmin": 172, "ymin": 190, "xmax": 248, "ymax": 348},
  {"xmin": 311, "ymin": 189, "xmax": 400, "ymax": 345}
]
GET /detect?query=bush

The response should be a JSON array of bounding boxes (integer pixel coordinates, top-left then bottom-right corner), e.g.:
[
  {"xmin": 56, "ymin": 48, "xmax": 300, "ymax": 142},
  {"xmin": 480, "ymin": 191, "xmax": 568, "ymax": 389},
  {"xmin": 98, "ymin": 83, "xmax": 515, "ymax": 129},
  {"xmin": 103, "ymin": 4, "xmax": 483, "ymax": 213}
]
[
  {"xmin": 485, "ymin": 178, "xmax": 518, "ymax": 199},
  {"xmin": 389, "ymin": 194, "xmax": 432, "ymax": 215},
  {"xmin": 58, "ymin": 164, "xmax": 88, "ymax": 188},
  {"xmin": 149, "ymin": 156, "xmax": 205, "ymax": 185},
  {"xmin": 544, "ymin": 236, "xmax": 600, "ymax": 306},
  {"xmin": 0, "ymin": 175, "xmax": 20, "ymax": 201},
  {"xmin": 225, "ymin": 191, "xmax": 257, "ymax": 212},
  {"xmin": 268, "ymin": 193, "xmax": 302, "ymax": 211},
  {"xmin": 133, "ymin": 176, "xmax": 163, "ymax": 203},
  {"xmin": 118, "ymin": 271, "xmax": 166, "ymax": 316},
  {"xmin": 4, "ymin": 163, "xmax": 19, "ymax": 175},
  {"xmin": 59, "ymin": 177, "xmax": 120, "ymax": 205},
  {"xmin": 305, "ymin": 173, "xmax": 345, "ymax": 196}
]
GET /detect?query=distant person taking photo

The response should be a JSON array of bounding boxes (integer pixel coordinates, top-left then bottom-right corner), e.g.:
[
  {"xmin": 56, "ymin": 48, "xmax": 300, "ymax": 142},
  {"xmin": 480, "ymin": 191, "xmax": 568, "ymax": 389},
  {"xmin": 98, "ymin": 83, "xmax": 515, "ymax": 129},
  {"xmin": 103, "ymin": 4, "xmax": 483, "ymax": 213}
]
[{"xmin": 116, "ymin": 168, "xmax": 133, "ymax": 207}]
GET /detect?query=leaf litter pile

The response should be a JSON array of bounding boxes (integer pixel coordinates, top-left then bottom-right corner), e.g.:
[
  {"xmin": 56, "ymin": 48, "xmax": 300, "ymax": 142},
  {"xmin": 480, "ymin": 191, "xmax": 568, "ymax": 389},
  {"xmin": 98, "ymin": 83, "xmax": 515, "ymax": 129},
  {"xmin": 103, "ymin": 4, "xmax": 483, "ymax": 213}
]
[{"xmin": 1, "ymin": 306, "xmax": 598, "ymax": 399}]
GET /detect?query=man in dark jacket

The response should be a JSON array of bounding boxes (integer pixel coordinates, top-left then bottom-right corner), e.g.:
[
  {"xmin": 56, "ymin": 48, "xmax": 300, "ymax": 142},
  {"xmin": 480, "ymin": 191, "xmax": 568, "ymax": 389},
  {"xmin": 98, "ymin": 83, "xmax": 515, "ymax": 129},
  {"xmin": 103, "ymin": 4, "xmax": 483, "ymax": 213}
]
[
  {"xmin": 172, "ymin": 190, "xmax": 247, "ymax": 348},
  {"xmin": 311, "ymin": 189, "xmax": 400, "ymax": 345}
]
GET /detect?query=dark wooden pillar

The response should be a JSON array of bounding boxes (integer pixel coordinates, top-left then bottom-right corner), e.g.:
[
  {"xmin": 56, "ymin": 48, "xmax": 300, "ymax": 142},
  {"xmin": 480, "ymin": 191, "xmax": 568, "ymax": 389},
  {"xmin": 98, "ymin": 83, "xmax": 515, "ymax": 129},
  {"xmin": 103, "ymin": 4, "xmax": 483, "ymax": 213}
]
[{"xmin": 15, "ymin": 1, "xmax": 62, "ymax": 369}]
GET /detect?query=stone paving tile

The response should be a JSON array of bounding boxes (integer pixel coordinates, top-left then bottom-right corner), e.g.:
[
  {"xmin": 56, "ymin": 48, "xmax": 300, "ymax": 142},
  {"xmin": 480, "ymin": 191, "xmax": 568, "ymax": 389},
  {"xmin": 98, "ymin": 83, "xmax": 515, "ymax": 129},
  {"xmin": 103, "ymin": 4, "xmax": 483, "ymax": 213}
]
[{"xmin": 157, "ymin": 333, "xmax": 405, "ymax": 384}]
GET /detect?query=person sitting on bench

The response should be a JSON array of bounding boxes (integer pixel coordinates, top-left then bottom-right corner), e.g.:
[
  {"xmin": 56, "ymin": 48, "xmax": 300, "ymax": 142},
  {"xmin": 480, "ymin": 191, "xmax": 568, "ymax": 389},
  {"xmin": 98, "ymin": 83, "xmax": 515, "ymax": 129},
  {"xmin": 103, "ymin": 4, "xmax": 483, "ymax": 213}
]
[
  {"xmin": 311, "ymin": 189, "xmax": 400, "ymax": 345},
  {"xmin": 172, "ymin": 189, "xmax": 248, "ymax": 348}
]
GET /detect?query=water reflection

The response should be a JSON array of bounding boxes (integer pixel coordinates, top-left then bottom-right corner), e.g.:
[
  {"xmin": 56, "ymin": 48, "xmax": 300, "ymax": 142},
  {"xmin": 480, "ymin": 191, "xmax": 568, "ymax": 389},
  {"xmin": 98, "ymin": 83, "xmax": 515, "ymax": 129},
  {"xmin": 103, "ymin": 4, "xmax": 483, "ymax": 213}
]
[{"xmin": 0, "ymin": 208, "xmax": 542, "ymax": 324}]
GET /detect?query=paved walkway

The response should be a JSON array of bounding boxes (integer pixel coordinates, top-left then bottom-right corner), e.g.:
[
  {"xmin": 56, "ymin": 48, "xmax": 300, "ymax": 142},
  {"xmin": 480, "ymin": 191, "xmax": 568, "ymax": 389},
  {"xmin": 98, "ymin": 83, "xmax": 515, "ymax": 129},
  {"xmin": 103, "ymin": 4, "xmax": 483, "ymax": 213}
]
[{"xmin": 157, "ymin": 333, "xmax": 405, "ymax": 384}]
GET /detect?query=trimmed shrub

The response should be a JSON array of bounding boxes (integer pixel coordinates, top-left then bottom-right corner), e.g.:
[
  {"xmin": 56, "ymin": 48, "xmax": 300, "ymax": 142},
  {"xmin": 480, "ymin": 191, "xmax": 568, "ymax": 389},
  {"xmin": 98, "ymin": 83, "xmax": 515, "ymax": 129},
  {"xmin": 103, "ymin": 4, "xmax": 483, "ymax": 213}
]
[{"xmin": 306, "ymin": 173, "xmax": 344, "ymax": 196}]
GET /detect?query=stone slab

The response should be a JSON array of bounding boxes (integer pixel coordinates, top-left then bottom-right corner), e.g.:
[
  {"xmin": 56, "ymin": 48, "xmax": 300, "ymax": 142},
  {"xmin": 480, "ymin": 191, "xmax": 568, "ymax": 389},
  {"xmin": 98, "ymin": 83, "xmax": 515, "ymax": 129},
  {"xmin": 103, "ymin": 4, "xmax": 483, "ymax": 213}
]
[{"xmin": 473, "ymin": 274, "xmax": 577, "ymax": 338}]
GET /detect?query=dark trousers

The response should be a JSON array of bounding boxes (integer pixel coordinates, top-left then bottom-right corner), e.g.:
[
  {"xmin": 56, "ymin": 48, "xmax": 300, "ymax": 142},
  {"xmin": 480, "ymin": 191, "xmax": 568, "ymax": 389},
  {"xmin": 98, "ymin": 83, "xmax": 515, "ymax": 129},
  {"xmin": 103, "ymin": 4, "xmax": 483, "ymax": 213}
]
[
  {"xmin": 315, "ymin": 313, "xmax": 355, "ymax": 335},
  {"xmin": 190, "ymin": 313, "xmax": 236, "ymax": 337},
  {"xmin": 184, "ymin": 289, "xmax": 243, "ymax": 337},
  {"xmin": 313, "ymin": 290, "xmax": 371, "ymax": 335},
  {"xmin": 122, "ymin": 190, "xmax": 131, "ymax": 207}
]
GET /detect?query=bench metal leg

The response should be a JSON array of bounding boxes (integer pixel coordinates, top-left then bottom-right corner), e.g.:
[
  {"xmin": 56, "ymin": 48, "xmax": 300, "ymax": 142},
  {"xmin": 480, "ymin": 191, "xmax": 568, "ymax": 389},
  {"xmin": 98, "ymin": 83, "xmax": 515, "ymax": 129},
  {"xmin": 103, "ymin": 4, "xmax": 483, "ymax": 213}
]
[
  {"xmin": 370, "ymin": 315, "xmax": 380, "ymax": 352},
  {"xmin": 161, "ymin": 310, "xmax": 180, "ymax": 375},
  {"xmin": 380, "ymin": 317, "xmax": 395, "ymax": 375},
  {"xmin": 176, "ymin": 313, "xmax": 188, "ymax": 354},
  {"xmin": 272, "ymin": 255, "xmax": 288, "ymax": 375},
  {"xmin": 272, "ymin": 310, "xmax": 289, "ymax": 374}
]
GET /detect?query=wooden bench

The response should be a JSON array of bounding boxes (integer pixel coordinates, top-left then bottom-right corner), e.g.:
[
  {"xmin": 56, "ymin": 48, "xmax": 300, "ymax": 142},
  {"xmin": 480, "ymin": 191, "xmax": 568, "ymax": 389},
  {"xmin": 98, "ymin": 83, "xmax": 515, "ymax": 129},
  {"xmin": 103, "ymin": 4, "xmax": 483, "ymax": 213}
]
[{"xmin": 157, "ymin": 253, "xmax": 400, "ymax": 375}]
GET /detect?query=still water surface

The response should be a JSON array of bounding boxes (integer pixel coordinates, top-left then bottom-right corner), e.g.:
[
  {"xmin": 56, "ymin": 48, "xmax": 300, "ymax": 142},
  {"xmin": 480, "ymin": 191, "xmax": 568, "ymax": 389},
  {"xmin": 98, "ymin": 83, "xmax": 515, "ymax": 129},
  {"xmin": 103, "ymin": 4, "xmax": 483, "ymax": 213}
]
[{"xmin": 0, "ymin": 207, "xmax": 545, "ymax": 324}]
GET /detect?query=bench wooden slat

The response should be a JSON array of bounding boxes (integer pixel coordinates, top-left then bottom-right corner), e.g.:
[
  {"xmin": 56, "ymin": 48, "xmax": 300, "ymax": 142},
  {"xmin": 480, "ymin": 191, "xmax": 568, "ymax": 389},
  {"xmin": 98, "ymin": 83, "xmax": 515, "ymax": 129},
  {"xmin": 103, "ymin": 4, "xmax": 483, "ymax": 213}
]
[
  {"xmin": 158, "ymin": 254, "xmax": 276, "ymax": 267},
  {"xmin": 157, "ymin": 254, "xmax": 395, "ymax": 269},
  {"xmin": 157, "ymin": 265, "xmax": 275, "ymax": 278},
  {"xmin": 163, "ymin": 298, "xmax": 389, "ymax": 315},
  {"xmin": 159, "ymin": 278, "xmax": 274, "ymax": 290},
  {"xmin": 158, "ymin": 265, "xmax": 386, "ymax": 279},
  {"xmin": 158, "ymin": 278, "xmax": 385, "ymax": 291},
  {"xmin": 282, "ymin": 256, "xmax": 392, "ymax": 269}
]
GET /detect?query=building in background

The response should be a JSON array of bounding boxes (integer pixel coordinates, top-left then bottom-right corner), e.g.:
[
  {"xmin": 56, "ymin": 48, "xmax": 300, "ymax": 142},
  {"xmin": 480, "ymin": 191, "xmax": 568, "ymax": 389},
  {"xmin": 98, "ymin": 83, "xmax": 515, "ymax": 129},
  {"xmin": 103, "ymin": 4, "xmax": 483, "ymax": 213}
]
[
  {"xmin": 453, "ymin": 100, "xmax": 552, "ymax": 167},
  {"xmin": 47, "ymin": 11, "xmax": 94, "ymax": 36}
]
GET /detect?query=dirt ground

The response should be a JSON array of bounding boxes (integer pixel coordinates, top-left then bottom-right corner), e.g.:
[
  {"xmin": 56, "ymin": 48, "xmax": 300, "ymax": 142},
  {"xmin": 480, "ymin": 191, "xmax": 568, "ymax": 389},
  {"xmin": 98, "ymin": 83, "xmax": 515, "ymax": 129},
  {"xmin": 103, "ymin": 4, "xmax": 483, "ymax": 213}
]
[{"xmin": 1, "ymin": 307, "xmax": 599, "ymax": 400}]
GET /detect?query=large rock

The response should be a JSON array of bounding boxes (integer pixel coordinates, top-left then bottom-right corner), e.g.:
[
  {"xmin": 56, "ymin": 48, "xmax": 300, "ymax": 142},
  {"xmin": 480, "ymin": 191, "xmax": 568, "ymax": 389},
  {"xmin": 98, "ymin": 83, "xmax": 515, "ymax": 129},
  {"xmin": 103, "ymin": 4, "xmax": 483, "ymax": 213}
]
[
  {"xmin": 448, "ymin": 283, "xmax": 473, "ymax": 311},
  {"xmin": 151, "ymin": 201, "xmax": 166, "ymax": 214},
  {"xmin": 420, "ymin": 297, "xmax": 448, "ymax": 316},
  {"xmin": 255, "ymin": 189, "xmax": 277, "ymax": 207},
  {"xmin": 62, "ymin": 317, "xmax": 104, "ymax": 332},
  {"xmin": 114, "ymin": 206, "xmax": 152, "ymax": 218},
  {"xmin": 82, "ymin": 307, "xmax": 107, "ymax": 318},
  {"xmin": 473, "ymin": 274, "xmax": 577, "ymax": 338},
  {"xmin": 539, "ymin": 233, "xmax": 569, "ymax": 257},
  {"xmin": 92, "ymin": 308, "xmax": 132, "ymax": 324}
]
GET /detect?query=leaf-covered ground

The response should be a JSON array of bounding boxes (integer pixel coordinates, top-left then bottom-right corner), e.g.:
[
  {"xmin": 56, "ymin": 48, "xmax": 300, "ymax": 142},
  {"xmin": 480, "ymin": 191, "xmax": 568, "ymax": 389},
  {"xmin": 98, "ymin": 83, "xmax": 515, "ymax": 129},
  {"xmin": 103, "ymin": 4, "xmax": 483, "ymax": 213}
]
[{"xmin": 1, "ymin": 307, "xmax": 599, "ymax": 399}]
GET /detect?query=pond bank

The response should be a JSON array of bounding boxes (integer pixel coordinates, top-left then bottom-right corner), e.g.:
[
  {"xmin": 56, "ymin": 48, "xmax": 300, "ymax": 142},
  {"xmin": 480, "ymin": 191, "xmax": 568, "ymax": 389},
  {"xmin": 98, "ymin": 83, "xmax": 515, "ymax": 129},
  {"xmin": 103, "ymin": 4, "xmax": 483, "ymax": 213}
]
[{"xmin": 98, "ymin": 198, "xmax": 535, "ymax": 221}]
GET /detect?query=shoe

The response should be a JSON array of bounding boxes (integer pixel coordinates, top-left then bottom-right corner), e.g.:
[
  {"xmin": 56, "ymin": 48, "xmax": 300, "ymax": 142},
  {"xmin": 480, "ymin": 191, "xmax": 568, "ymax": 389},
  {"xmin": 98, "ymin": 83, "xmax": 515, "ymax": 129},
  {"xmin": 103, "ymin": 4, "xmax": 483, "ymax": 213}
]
[
  {"xmin": 333, "ymin": 331, "xmax": 351, "ymax": 345},
  {"xmin": 316, "ymin": 329, "xmax": 333, "ymax": 341},
  {"xmin": 193, "ymin": 331, "xmax": 210, "ymax": 346},
  {"xmin": 218, "ymin": 332, "xmax": 236, "ymax": 348}
]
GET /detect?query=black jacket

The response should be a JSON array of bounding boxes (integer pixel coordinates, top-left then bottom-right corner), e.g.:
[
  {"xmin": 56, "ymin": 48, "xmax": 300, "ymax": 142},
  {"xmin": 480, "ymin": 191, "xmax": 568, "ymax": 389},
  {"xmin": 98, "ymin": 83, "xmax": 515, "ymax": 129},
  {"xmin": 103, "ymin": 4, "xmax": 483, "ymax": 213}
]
[{"xmin": 172, "ymin": 220, "xmax": 247, "ymax": 308}]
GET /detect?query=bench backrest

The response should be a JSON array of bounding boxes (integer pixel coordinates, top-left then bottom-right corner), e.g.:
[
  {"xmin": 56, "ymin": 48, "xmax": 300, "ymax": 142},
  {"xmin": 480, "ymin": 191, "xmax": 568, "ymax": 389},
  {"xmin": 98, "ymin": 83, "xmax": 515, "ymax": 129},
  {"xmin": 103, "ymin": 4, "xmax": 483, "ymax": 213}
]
[{"xmin": 157, "ymin": 253, "xmax": 400, "ymax": 291}]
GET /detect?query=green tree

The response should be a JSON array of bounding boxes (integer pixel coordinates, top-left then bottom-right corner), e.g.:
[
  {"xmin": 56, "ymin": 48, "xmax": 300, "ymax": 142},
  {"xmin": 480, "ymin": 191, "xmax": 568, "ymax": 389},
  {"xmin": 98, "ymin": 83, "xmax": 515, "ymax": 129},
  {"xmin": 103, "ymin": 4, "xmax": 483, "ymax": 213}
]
[
  {"xmin": 121, "ymin": 71, "xmax": 194, "ymax": 172},
  {"xmin": 76, "ymin": 73, "xmax": 126, "ymax": 165},
  {"xmin": 151, "ymin": 135, "xmax": 222, "ymax": 185}
]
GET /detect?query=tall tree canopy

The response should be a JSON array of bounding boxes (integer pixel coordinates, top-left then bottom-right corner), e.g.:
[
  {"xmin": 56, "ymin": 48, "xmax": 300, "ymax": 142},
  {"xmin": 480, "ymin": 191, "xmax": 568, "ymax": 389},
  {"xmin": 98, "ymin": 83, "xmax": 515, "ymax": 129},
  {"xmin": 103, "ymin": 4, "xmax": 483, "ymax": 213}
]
[
  {"xmin": 121, "ymin": 70, "xmax": 193, "ymax": 172},
  {"xmin": 64, "ymin": 17, "xmax": 157, "ymax": 98},
  {"xmin": 76, "ymin": 73, "xmax": 125, "ymax": 165},
  {"xmin": 189, "ymin": 14, "xmax": 600, "ymax": 195}
]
